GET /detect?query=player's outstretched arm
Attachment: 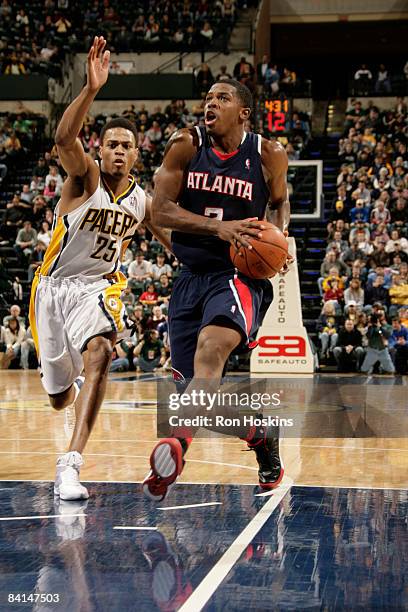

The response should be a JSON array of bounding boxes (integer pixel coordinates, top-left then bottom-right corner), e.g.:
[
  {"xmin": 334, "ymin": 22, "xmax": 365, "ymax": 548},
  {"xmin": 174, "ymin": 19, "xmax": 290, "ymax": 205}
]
[
  {"xmin": 55, "ymin": 36, "xmax": 110, "ymax": 179},
  {"xmin": 261, "ymin": 139, "xmax": 290, "ymax": 232},
  {"xmin": 152, "ymin": 129, "xmax": 265, "ymax": 249}
]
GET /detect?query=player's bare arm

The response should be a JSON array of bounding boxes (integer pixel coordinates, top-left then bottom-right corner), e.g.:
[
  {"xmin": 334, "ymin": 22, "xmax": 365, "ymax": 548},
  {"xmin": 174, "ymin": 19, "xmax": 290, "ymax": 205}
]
[
  {"xmin": 143, "ymin": 196, "xmax": 172, "ymax": 252},
  {"xmin": 261, "ymin": 139, "xmax": 290, "ymax": 232},
  {"xmin": 262, "ymin": 139, "xmax": 293, "ymax": 272},
  {"xmin": 55, "ymin": 36, "xmax": 110, "ymax": 214},
  {"xmin": 152, "ymin": 129, "xmax": 265, "ymax": 249}
]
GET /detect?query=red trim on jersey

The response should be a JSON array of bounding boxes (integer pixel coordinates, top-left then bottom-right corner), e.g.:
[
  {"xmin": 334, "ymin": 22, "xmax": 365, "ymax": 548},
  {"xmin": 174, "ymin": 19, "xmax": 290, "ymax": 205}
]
[
  {"xmin": 211, "ymin": 147, "xmax": 239, "ymax": 160},
  {"xmin": 233, "ymin": 276, "xmax": 253, "ymax": 336}
]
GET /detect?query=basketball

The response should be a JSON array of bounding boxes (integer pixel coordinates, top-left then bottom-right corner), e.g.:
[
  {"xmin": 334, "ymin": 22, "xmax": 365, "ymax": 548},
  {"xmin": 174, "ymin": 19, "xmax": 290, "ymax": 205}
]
[{"xmin": 230, "ymin": 222, "xmax": 288, "ymax": 279}]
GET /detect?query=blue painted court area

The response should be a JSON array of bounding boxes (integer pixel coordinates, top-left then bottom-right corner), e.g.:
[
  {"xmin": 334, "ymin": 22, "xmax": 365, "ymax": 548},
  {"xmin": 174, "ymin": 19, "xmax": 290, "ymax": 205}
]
[{"xmin": 0, "ymin": 482, "xmax": 407, "ymax": 611}]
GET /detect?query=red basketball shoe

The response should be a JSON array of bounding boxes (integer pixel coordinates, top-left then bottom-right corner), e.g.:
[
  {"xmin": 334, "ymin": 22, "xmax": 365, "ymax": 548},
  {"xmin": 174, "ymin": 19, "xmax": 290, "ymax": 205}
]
[{"xmin": 143, "ymin": 438, "xmax": 185, "ymax": 502}]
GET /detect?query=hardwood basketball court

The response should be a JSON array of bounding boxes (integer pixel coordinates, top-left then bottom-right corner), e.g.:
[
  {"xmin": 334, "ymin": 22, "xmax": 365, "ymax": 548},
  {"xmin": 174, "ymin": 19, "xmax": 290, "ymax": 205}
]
[{"xmin": 0, "ymin": 370, "xmax": 407, "ymax": 611}]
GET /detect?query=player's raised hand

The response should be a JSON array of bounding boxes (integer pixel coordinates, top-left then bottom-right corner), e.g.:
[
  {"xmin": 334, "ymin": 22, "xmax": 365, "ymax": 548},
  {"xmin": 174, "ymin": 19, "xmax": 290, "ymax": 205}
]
[
  {"xmin": 217, "ymin": 217, "xmax": 266, "ymax": 250},
  {"xmin": 86, "ymin": 36, "xmax": 110, "ymax": 93}
]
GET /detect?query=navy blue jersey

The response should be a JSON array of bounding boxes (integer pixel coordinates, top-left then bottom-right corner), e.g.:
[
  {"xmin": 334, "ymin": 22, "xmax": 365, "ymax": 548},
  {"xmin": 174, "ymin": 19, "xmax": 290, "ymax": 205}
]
[{"xmin": 171, "ymin": 126, "xmax": 270, "ymax": 272}]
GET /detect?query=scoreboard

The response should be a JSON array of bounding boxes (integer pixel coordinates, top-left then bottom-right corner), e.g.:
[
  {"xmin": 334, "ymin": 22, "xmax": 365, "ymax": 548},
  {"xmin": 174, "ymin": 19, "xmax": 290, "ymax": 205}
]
[{"xmin": 261, "ymin": 97, "xmax": 292, "ymax": 136}]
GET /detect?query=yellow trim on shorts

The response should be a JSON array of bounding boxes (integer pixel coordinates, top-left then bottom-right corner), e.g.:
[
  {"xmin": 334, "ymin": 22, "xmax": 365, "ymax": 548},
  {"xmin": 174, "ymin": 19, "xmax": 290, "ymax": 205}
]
[
  {"xmin": 103, "ymin": 271, "xmax": 128, "ymax": 332},
  {"xmin": 29, "ymin": 269, "xmax": 40, "ymax": 357},
  {"xmin": 39, "ymin": 217, "xmax": 67, "ymax": 276}
]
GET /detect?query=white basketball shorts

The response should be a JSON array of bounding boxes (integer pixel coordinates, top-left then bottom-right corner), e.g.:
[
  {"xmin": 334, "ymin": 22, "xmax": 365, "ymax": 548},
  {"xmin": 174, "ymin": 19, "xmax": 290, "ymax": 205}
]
[{"xmin": 29, "ymin": 271, "xmax": 132, "ymax": 395}]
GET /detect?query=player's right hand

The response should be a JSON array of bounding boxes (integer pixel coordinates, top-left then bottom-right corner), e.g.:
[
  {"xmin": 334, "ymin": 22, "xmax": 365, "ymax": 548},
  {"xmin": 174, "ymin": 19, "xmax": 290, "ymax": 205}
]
[
  {"xmin": 216, "ymin": 217, "xmax": 266, "ymax": 250},
  {"xmin": 87, "ymin": 36, "xmax": 110, "ymax": 93}
]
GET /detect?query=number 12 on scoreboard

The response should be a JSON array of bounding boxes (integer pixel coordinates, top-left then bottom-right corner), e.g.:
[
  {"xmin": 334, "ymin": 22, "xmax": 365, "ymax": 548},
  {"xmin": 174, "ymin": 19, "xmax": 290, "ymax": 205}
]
[{"xmin": 267, "ymin": 111, "xmax": 286, "ymax": 132}]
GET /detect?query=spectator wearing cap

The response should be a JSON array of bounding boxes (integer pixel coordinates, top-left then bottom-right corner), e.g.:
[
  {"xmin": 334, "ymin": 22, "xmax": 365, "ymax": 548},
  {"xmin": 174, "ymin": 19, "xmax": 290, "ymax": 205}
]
[
  {"xmin": 388, "ymin": 318, "xmax": 408, "ymax": 374},
  {"xmin": 350, "ymin": 199, "xmax": 370, "ymax": 225},
  {"xmin": 327, "ymin": 200, "xmax": 349, "ymax": 235},
  {"xmin": 351, "ymin": 181, "xmax": 371, "ymax": 207},
  {"xmin": 333, "ymin": 319, "xmax": 365, "ymax": 372}
]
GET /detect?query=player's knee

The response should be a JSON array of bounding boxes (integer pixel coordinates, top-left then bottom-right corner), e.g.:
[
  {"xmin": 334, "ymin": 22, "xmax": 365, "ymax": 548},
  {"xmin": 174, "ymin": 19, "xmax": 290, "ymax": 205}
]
[
  {"xmin": 86, "ymin": 337, "xmax": 114, "ymax": 372},
  {"xmin": 49, "ymin": 391, "xmax": 71, "ymax": 411},
  {"xmin": 196, "ymin": 335, "xmax": 230, "ymax": 367}
]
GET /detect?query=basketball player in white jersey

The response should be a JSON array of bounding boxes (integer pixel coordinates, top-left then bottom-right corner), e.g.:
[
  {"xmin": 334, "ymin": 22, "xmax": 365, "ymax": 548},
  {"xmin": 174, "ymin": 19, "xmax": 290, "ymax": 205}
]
[{"xmin": 29, "ymin": 36, "xmax": 171, "ymax": 500}]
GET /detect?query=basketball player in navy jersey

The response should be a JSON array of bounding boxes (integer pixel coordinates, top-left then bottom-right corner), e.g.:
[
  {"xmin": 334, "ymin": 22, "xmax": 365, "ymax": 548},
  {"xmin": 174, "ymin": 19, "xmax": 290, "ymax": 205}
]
[{"xmin": 143, "ymin": 79, "xmax": 290, "ymax": 501}]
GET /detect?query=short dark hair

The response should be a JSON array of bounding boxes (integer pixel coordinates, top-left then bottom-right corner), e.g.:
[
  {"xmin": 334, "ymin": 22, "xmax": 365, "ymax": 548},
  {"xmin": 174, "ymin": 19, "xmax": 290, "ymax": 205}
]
[
  {"xmin": 7, "ymin": 317, "xmax": 20, "ymax": 331},
  {"xmin": 100, "ymin": 117, "xmax": 138, "ymax": 145},
  {"xmin": 215, "ymin": 79, "xmax": 253, "ymax": 109}
]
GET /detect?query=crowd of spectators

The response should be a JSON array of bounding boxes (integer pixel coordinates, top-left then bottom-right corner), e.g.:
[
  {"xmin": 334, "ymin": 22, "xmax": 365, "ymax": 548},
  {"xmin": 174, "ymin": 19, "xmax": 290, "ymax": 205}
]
[
  {"xmin": 317, "ymin": 98, "xmax": 408, "ymax": 374},
  {"xmin": 0, "ymin": 92, "xmax": 306, "ymax": 372},
  {"xmin": 0, "ymin": 0, "xmax": 239, "ymax": 69}
]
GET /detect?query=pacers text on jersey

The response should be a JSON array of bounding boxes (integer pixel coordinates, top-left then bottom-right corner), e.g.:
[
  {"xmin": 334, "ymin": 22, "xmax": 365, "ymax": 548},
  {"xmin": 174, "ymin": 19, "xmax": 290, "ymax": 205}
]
[{"xmin": 78, "ymin": 207, "xmax": 137, "ymax": 237}]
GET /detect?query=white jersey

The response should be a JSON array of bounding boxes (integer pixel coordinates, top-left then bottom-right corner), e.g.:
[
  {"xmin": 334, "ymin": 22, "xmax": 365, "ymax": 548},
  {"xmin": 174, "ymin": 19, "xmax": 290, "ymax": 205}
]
[{"xmin": 39, "ymin": 174, "xmax": 146, "ymax": 281}]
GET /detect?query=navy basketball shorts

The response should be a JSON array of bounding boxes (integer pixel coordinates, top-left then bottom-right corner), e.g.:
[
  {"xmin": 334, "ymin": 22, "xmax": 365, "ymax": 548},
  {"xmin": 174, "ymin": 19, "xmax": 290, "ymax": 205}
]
[{"xmin": 168, "ymin": 268, "xmax": 273, "ymax": 380}]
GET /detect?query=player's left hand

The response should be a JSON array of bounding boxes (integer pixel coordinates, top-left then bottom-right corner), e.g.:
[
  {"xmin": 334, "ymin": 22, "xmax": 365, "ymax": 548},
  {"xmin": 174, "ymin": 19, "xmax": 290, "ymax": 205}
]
[
  {"xmin": 86, "ymin": 36, "xmax": 110, "ymax": 93},
  {"xmin": 278, "ymin": 231, "xmax": 294, "ymax": 275}
]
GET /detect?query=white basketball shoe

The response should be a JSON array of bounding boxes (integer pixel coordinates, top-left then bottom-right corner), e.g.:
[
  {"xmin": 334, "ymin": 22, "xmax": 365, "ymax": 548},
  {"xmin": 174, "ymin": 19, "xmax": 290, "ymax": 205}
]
[{"xmin": 54, "ymin": 450, "xmax": 89, "ymax": 501}]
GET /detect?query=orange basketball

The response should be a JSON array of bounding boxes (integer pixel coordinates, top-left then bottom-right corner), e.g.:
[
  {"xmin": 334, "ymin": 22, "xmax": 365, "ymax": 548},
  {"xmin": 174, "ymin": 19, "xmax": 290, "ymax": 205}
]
[{"xmin": 230, "ymin": 222, "xmax": 288, "ymax": 279}]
